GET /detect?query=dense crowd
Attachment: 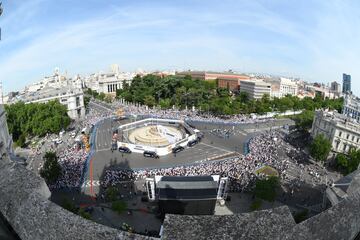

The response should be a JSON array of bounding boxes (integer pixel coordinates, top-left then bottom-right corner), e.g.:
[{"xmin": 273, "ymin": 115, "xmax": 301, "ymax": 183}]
[
  {"xmin": 104, "ymin": 99, "xmax": 275, "ymax": 124},
  {"xmin": 37, "ymin": 99, "xmax": 334, "ymax": 192},
  {"xmin": 49, "ymin": 145, "xmax": 87, "ymax": 189},
  {"xmin": 101, "ymin": 131, "xmax": 291, "ymax": 192},
  {"xmin": 35, "ymin": 104, "xmax": 114, "ymax": 189},
  {"xmin": 100, "ymin": 128, "xmax": 337, "ymax": 195}
]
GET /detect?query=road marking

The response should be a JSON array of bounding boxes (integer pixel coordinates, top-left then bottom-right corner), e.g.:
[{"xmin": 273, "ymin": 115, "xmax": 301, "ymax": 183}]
[
  {"xmin": 97, "ymin": 148, "xmax": 111, "ymax": 152},
  {"xmin": 82, "ymin": 180, "xmax": 101, "ymax": 188},
  {"xmin": 237, "ymin": 130, "xmax": 247, "ymax": 136},
  {"xmin": 89, "ymin": 157, "xmax": 96, "ymax": 200},
  {"xmin": 199, "ymin": 142, "xmax": 232, "ymax": 153}
]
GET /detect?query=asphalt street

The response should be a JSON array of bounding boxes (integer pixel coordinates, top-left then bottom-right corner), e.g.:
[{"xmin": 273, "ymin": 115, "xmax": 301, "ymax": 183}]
[{"xmin": 84, "ymin": 117, "xmax": 295, "ymax": 193}]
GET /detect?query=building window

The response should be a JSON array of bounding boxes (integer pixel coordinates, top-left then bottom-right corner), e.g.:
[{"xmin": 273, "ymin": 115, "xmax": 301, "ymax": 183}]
[
  {"xmin": 347, "ymin": 134, "xmax": 350, "ymax": 140},
  {"xmin": 352, "ymin": 135, "xmax": 355, "ymax": 141},
  {"xmin": 76, "ymin": 97, "xmax": 80, "ymax": 107},
  {"xmin": 338, "ymin": 131, "xmax": 342, "ymax": 137}
]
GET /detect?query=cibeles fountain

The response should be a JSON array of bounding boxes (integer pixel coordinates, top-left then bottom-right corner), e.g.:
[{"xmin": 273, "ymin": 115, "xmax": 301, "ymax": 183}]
[
  {"xmin": 117, "ymin": 118, "xmax": 199, "ymax": 156},
  {"xmin": 129, "ymin": 124, "xmax": 183, "ymax": 147}
]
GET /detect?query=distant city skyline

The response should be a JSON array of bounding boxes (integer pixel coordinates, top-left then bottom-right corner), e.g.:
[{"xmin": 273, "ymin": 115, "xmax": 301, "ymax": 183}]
[{"xmin": 0, "ymin": 0, "xmax": 360, "ymax": 95}]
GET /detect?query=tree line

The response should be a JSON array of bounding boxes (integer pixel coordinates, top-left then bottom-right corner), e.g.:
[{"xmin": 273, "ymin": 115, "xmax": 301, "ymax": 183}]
[
  {"xmin": 5, "ymin": 100, "xmax": 71, "ymax": 147},
  {"xmin": 336, "ymin": 149, "xmax": 360, "ymax": 175},
  {"xmin": 85, "ymin": 88, "xmax": 112, "ymax": 103},
  {"xmin": 115, "ymin": 74, "xmax": 343, "ymax": 115},
  {"xmin": 309, "ymin": 134, "xmax": 360, "ymax": 175}
]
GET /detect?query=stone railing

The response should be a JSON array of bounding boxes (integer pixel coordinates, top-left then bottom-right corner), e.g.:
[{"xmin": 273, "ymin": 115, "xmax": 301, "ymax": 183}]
[
  {"xmin": 1, "ymin": 157, "xmax": 360, "ymax": 240},
  {"xmin": 0, "ymin": 160, "xmax": 156, "ymax": 240}
]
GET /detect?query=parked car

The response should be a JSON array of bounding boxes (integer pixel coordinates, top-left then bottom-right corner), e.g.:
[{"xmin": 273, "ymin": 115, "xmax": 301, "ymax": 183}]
[
  {"xmin": 118, "ymin": 146, "xmax": 131, "ymax": 153},
  {"xmin": 143, "ymin": 151, "xmax": 159, "ymax": 158},
  {"xmin": 172, "ymin": 146, "xmax": 185, "ymax": 153},
  {"xmin": 187, "ymin": 139, "xmax": 198, "ymax": 147}
]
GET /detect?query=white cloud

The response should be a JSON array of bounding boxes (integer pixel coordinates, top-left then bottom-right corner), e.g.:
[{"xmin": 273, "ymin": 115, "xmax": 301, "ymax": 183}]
[{"xmin": 1, "ymin": 0, "xmax": 360, "ymax": 95}]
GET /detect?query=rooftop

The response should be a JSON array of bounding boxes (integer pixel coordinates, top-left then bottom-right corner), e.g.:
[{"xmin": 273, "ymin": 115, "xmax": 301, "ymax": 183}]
[
  {"xmin": 176, "ymin": 70, "xmax": 248, "ymax": 77},
  {"xmin": 21, "ymin": 86, "xmax": 83, "ymax": 102},
  {"xmin": 240, "ymin": 80, "xmax": 271, "ymax": 87}
]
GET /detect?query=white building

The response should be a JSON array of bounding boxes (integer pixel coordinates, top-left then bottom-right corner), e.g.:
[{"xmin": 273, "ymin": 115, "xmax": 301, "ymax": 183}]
[
  {"xmin": 0, "ymin": 105, "xmax": 12, "ymax": 161},
  {"xmin": 343, "ymin": 94, "xmax": 360, "ymax": 122},
  {"xmin": 85, "ymin": 72, "xmax": 134, "ymax": 95},
  {"xmin": 239, "ymin": 80, "xmax": 271, "ymax": 100},
  {"xmin": 265, "ymin": 77, "xmax": 298, "ymax": 98},
  {"xmin": 311, "ymin": 110, "xmax": 360, "ymax": 154},
  {"xmin": 20, "ymin": 86, "xmax": 85, "ymax": 120},
  {"xmin": 84, "ymin": 65, "xmax": 135, "ymax": 96},
  {"xmin": 303, "ymin": 83, "xmax": 339, "ymax": 99}
]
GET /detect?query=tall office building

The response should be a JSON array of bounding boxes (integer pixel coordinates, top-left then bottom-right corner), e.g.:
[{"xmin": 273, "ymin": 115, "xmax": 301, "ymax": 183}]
[
  {"xmin": 330, "ymin": 81, "xmax": 341, "ymax": 93},
  {"xmin": 342, "ymin": 73, "xmax": 351, "ymax": 93}
]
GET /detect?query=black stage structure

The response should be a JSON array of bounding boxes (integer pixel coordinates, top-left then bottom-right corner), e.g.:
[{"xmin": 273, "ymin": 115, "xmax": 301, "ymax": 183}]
[{"xmin": 147, "ymin": 175, "xmax": 227, "ymax": 215}]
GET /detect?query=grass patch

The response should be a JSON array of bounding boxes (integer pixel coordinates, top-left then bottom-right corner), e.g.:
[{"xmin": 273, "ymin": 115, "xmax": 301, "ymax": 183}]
[
  {"xmin": 112, "ymin": 200, "xmax": 127, "ymax": 214},
  {"xmin": 255, "ymin": 166, "xmax": 279, "ymax": 177},
  {"xmin": 250, "ymin": 198, "xmax": 262, "ymax": 211}
]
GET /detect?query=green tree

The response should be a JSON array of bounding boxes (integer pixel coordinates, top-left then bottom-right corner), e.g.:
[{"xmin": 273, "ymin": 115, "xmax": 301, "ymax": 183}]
[
  {"xmin": 98, "ymin": 92, "xmax": 106, "ymax": 101},
  {"xmin": 292, "ymin": 110, "xmax": 314, "ymax": 131},
  {"xmin": 111, "ymin": 74, "xmax": 344, "ymax": 115},
  {"xmin": 5, "ymin": 100, "xmax": 71, "ymax": 141},
  {"xmin": 78, "ymin": 208, "xmax": 91, "ymax": 220},
  {"xmin": 254, "ymin": 176, "xmax": 279, "ymax": 202},
  {"xmin": 336, "ymin": 153, "xmax": 349, "ymax": 173},
  {"xmin": 16, "ymin": 133, "xmax": 27, "ymax": 148},
  {"xmin": 84, "ymin": 96, "xmax": 91, "ymax": 109},
  {"xmin": 106, "ymin": 186, "xmax": 119, "ymax": 201},
  {"xmin": 239, "ymin": 92, "xmax": 249, "ymax": 103},
  {"xmin": 250, "ymin": 198, "xmax": 262, "ymax": 211},
  {"xmin": 112, "ymin": 200, "xmax": 127, "ymax": 214},
  {"xmin": 39, "ymin": 151, "xmax": 62, "ymax": 184},
  {"xmin": 347, "ymin": 149, "xmax": 360, "ymax": 174},
  {"xmin": 310, "ymin": 134, "xmax": 332, "ymax": 162},
  {"xmin": 104, "ymin": 95, "xmax": 113, "ymax": 103},
  {"xmin": 144, "ymin": 95, "xmax": 156, "ymax": 107},
  {"xmin": 61, "ymin": 197, "xmax": 78, "ymax": 214},
  {"xmin": 159, "ymin": 98, "xmax": 171, "ymax": 109}
]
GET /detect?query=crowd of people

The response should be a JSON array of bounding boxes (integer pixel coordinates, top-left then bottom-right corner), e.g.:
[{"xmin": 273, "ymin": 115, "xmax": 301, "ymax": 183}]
[
  {"xmin": 100, "ymin": 127, "xmax": 338, "ymax": 196},
  {"xmin": 35, "ymin": 98, "xmax": 336, "ymax": 193},
  {"xmin": 106, "ymin": 99, "xmax": 275, "ymax": 125},
  {"xmin": 49, "ymin": 145, "xmax": 88, "ymax": 189},
  {"xmin": 101, "ymin": 131, "xmax": 291, "ymax": 192},
  {"xmin": 34, "ymin": 104, "xmax": 114, "ymax": 189}
]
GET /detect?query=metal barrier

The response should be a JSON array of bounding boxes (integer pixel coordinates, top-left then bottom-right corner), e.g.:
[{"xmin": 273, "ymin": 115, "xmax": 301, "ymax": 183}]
[{"xmin": 79, "ymin": 119, "xmax": 102, "ymax": 189}]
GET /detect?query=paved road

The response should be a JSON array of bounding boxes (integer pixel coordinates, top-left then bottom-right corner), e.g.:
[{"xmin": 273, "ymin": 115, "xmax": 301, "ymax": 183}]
[{"xmin": 82, "ymin": 117, "xmax": 295, "ymax": 196}]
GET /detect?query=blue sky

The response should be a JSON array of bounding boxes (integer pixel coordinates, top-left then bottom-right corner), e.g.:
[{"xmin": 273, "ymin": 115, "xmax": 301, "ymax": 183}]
[{"xmin": 0, "ymin": 0, "xmax": 359, "ymax": 95}]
